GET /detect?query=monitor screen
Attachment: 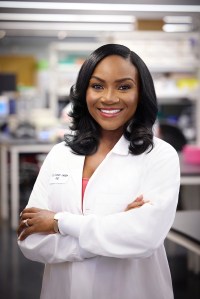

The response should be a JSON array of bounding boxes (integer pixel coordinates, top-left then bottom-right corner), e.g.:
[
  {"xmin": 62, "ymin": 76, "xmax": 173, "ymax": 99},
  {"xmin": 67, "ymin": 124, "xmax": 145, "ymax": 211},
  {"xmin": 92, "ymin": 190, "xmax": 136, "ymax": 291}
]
[
  {"xmin": 0, "ymin": 96, "xmax": 9, "ymax": 118},
  {"xmin": 0, "ymin": 73, "xmax": 17, "ymax": 93}
]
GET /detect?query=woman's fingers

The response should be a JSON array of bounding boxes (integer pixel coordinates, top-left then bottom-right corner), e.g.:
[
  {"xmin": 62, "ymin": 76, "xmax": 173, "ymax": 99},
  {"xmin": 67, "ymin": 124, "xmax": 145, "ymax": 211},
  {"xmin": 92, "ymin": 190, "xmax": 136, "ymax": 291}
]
[
  {"xmin": 17, "ymin": 209, "xmax": 56, "ymax": 240},
  {"xmin": 20, "ymin": 212, "xmax": 36, "ymax": 220},
  {"xmin": 17, "ymin": 217, "xmax": 32, "ymax": 236},
  {"xmin": 125, "ymin": 201, "xmax": 144, "ymax": 211},
  {"xmin": 125, "ymin": 195, "xmax": 145, "ymax": 211},
  {"xmin": 125, "ymin": 195, "xmax": 151, "ymax": 211},
  {"xmin": 18, "ymin": 208, "xmax": 41, "ymax": 236},
  {"xmin": 20, "ymin": 207, "xmax": 43, "ymax": 218},
  {"xmin": 17, "ymin": 217, "xmax": 42, "ymax": 240},
  {"xmin": 18, "ymin": 226, "xmax": 35, "ymax": 241},
  {"xmin": 134, "ymin": 195, "xmax": 143, "ymax": 202}
]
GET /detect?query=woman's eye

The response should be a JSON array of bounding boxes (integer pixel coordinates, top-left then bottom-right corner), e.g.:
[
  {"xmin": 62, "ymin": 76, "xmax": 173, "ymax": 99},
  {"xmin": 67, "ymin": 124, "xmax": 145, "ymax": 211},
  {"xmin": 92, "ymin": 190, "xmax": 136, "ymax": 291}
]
[
  {"xmin": 119, "ymin": 85, "xmax": 131, "ymax": 90},
  {"xmin": 91, "ymin": 84, "xmax": 103, "ymax": 90}
]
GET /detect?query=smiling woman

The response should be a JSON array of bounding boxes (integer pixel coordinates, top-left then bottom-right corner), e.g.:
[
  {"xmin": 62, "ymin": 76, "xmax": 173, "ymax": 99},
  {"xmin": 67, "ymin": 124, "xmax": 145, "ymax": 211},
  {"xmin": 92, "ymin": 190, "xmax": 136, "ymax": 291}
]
[
  {"xmin": 86, "ymin": 55, "xmax": 139, "ymax": 136},
  {"xmin": 18, "ymin": 44, "xmax": 180, "ymax": 299},
  {"xmin": 66, "ymin": 43, "xmax": 157, "ymax": 156}
]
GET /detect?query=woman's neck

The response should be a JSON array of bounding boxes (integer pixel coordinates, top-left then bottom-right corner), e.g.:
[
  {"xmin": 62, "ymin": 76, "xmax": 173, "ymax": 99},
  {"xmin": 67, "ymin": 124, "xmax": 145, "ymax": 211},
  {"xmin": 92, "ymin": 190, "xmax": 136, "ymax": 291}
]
[{"xmin": 99, "ymin": 129, "xmax": 123, "ymax": 152}]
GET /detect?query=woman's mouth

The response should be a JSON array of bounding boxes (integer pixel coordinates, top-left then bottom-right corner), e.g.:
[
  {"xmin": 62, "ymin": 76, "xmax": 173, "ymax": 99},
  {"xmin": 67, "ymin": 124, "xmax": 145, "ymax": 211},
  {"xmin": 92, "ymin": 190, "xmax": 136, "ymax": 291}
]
[{"xmin": 98, "ymin": 108, "xmax": 122, "ymax": 117}]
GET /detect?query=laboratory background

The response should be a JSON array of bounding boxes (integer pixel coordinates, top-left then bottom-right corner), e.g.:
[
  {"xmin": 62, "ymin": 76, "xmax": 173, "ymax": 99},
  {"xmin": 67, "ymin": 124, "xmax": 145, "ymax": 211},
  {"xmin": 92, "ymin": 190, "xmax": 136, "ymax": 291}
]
[{"xmin": 0, "ymin": 0, "xmax": 200, "ymax": 298}]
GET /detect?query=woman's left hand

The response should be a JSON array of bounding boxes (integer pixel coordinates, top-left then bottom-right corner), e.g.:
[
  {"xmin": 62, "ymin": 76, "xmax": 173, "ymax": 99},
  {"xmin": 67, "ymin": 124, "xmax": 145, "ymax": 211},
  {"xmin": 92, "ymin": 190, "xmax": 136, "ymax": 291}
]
[
  {"xmin": 17, "ymin": 207, "xmax": 56, "ymax": 241},
  {"xmin": 125, "ymin": 195, "xmax": 150, "ymax": 211}
]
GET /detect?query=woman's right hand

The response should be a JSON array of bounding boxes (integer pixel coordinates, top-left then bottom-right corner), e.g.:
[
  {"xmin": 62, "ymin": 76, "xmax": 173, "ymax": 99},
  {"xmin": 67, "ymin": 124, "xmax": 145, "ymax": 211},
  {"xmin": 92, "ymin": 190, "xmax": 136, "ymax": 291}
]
[
  {"xmin": 125, "ymin": 195, "xmax": 148, "ymax": 211},
  {"xmin": 17, "ymin": 207, "xmax": 56, "ymax": 241}
]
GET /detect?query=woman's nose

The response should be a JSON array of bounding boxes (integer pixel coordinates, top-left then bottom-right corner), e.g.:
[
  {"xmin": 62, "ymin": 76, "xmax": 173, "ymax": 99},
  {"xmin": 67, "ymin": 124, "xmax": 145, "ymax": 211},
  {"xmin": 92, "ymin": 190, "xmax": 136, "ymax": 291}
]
[{"xmin": 100, "ymin": 89, "xmax": 119, "ymax": 104}]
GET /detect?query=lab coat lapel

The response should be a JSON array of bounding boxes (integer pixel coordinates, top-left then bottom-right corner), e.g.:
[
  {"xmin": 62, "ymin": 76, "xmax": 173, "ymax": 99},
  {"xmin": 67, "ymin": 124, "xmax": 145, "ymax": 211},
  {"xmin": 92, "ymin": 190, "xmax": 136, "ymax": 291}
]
[
  {"xmin": 69, "ymin": 153, "xmax": 85, "ymax": 207},
  {"xmin": 68, "ymin": 136, "xmax": 129, "ymax": 210},
  {"xmin": 111, "ymin": 135, "xmax": 129, "ymax": 156},
  {"xmin": 82, "ymin": 135, "xmax": 130, "ymax": 204}
]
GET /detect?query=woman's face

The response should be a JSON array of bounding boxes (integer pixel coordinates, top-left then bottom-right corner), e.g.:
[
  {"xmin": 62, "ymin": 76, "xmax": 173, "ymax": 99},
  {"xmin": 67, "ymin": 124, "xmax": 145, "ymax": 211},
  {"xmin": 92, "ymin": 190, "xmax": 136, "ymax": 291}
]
[{"xmin": 86, "ymin": 55, "xmax": 139, "ymax": 136}]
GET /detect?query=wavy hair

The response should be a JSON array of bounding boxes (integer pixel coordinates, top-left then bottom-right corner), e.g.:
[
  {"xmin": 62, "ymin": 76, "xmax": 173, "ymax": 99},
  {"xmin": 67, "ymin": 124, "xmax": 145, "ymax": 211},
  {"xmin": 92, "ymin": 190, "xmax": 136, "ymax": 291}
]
[{"xmin": 65, "ymin": 44, "xmax": 158, "ymax": 155}]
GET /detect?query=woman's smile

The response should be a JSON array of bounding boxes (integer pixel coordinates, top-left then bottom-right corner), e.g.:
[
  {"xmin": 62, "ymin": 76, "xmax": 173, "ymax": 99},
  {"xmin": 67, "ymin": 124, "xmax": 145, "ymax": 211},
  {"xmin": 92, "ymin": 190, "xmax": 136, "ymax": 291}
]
[{"xmin": 97, "ymin": 107, "xmax": 123, "ymax": 117}]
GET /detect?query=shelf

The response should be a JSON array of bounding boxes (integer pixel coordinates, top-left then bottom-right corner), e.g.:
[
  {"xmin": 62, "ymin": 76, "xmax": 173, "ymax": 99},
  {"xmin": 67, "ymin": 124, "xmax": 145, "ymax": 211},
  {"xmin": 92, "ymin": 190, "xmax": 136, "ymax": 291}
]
[
  {"xmin": 54, "ymin": 64, "xmax": 81, "ymax": 72},
  {"xmin": 149, "ymin": 65, "xmax": 197, "ymax": 73},
  {"xmin": 53, "ymin": 63, "xmax": 197, "ymax": 74}
]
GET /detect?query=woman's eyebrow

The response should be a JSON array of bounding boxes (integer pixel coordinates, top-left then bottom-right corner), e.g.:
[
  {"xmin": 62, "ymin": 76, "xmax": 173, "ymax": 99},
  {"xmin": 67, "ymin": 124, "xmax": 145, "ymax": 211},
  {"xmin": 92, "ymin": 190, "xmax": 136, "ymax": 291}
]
[
  {"xmin": 90, "ymin": 76, "xmax": 105, "ymax": 82},
  {"xmin": 90, "ymin": 75, "xmax": 136, "ymax": 84},
  {"xmin": 115, "ymin": 77, "xmax": 136, "ymax": 84}
]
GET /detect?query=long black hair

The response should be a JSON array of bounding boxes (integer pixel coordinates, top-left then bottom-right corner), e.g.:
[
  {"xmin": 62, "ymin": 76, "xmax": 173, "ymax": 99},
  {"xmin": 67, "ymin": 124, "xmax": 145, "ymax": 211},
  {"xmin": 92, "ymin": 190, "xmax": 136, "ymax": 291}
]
[{"xmin": 65, "ymin": 44, "xmax": 158, "ymax": 155}]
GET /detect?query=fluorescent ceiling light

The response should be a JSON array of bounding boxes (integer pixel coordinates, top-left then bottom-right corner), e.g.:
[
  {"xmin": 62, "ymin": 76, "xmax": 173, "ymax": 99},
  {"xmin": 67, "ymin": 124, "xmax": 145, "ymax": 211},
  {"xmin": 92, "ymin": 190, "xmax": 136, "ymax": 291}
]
[
  {"xmin": 0, "ymin": 22, "xmax": 134, "ymax": 32},
  {"xmin": 0, "ymin": 2, "xmax": 200, "ymax": 12},
  {"xmin": 57, "ymin": 31, "xmax": 68, "ymax": 39},
  {"xmin": 0, "ymin": 13, "xmax": 135, "ymax": 23},
  {"xmin": 163, "ymin": 24, "xmax": 193, "ymax": 32},
  {"xmin": 3, "ymin": 30, "xmax": 111, "ymax": 38},
  {"xmin": 163, "ymin": 16, "xmax": 193, "ymax": 23}
]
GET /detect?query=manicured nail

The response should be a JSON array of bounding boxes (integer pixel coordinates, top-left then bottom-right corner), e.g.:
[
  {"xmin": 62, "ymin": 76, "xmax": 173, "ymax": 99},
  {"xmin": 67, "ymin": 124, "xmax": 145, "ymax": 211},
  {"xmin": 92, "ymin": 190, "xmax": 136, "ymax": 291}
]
[{"xmin": 18, "ymin": 232, "xmax": 23, "ymax": 240}]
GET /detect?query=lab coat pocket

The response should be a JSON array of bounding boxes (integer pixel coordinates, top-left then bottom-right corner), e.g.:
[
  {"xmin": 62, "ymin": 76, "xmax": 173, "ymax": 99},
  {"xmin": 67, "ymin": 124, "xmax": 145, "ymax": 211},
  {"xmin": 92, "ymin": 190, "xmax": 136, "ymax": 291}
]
[{"xmin": 94, "ymin": 193, "xmax": 131, "ymax": 216}]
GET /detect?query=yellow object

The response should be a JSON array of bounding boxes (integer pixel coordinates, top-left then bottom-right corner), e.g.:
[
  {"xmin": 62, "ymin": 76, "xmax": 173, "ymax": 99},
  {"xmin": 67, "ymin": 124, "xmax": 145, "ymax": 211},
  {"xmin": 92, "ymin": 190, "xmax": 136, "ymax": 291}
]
[{"xmin": 176, "ymin": 78, "xmax": 199, "ymax": 90}]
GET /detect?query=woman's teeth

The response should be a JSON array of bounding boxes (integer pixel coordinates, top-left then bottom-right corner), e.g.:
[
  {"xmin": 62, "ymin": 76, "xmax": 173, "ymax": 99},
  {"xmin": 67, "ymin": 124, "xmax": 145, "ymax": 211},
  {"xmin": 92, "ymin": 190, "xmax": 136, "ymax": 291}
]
[{"xmin": 100, "ymin": 109, "xmax": 121, "ymax": 114}]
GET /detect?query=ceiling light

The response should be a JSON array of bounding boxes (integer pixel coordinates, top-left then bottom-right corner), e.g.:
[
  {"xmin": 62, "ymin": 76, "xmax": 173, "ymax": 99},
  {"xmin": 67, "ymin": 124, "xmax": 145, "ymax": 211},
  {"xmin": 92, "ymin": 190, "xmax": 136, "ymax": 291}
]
[
  {"xmin": 163, "ymin": 16, "xmax": 193, "ymax": 23},
  {"xmin": 163, "ymin": 24, "xmax": 193, "ymax": 32},
  {"xmin": 0, "ymin": 2, "xmax": 200, "ymax": 12},
  {"xmin": 0, "ymin": 13, "xmax": 136, "ymax": 23},
  {"xmin": 57, "ymin": 31, "xmax": 68, "ymax": 40},
  {"xmin": 0, "ymin": 22, "xmax": 134, "ymax": 32},
  {"xmin": 2, "ymin": 30, "xmax": 105, "ymax": 38}
]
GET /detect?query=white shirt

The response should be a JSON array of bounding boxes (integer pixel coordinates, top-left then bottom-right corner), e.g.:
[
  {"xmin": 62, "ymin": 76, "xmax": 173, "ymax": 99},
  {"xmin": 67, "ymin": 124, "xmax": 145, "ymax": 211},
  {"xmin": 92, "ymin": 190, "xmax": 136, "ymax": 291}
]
[{"xmin": 18, "ymin": 135, "xmax": 180, "ymax": 299}]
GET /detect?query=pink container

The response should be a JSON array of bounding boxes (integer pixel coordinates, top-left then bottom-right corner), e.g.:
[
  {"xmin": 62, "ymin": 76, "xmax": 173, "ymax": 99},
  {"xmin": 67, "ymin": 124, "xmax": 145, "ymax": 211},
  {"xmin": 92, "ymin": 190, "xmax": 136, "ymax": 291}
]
[{"xmin": 183, "ymin": 145, "xmax": 200, "ymax": 165}]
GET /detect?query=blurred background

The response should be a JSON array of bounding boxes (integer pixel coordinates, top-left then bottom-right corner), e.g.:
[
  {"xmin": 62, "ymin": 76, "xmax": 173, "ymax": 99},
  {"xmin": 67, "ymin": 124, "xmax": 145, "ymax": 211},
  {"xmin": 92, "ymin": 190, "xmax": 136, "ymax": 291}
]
[{"xmin": 0, "ymin": 0, "xmax": 200, "ymax": 298}]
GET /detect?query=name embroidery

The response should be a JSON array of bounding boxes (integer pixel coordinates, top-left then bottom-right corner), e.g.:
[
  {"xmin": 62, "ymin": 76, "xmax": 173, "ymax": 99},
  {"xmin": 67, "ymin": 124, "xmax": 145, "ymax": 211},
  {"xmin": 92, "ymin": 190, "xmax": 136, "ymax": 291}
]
[{"xmin": 52, "ymin": 173, "xmax": 68, "ymax": 181}]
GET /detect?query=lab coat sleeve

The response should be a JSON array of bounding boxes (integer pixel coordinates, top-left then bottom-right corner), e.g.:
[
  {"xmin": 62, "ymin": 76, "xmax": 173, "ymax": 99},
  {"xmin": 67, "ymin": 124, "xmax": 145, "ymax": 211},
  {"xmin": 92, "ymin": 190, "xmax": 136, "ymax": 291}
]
[
  {"xmin": 18, "ymin": 145, "xmax": 95, "ymax": 264},
  {"xmin": 58, "ymin": 143, "xmax": 180, "ymax": 259}
]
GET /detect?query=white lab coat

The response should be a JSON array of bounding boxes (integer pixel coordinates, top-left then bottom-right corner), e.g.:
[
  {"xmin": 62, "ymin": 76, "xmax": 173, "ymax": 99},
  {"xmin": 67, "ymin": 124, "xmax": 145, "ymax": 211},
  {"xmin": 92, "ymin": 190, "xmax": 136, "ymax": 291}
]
[{"xmin": 18, "ymin": 135, "xmax": 180, "ymax": 299}]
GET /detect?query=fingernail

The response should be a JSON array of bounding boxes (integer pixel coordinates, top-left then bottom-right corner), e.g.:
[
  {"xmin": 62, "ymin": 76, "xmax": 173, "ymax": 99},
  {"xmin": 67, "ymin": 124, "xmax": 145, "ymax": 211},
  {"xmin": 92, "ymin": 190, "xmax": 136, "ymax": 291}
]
[{"xmin": 18, "ymin": 232, "xmax": 23, "ymax": 240}]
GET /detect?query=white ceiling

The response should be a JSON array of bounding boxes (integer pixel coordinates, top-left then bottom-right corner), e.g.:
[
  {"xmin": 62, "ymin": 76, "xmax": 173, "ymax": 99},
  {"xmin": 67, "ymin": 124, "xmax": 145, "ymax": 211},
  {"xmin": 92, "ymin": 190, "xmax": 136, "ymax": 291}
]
[{"xmin": 0, "ymin": 0, "xmax": 200, "ymax": 40}]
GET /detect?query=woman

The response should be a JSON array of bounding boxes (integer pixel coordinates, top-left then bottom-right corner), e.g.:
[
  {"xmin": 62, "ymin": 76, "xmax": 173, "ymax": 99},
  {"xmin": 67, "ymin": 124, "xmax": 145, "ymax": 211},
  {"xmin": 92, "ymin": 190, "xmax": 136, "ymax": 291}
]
[{"xmin": 18, "ymin": 44, "xmax": 180, "ymax": 299}]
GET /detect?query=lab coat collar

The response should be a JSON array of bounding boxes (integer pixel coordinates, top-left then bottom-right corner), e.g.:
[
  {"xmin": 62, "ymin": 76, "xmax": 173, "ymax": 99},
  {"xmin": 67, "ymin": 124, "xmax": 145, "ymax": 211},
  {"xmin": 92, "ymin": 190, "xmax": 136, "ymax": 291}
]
[{"xmin": 111, "ymin": 135, "xmax": 129, "ymax": 156}]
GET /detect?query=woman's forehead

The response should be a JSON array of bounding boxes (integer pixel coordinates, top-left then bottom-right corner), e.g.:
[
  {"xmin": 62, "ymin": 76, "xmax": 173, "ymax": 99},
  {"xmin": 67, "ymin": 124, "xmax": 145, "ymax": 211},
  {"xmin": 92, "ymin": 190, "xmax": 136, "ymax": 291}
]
[{"xmin": 91, "ymin": 55, "xmax": 138, "ymax": 82}]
